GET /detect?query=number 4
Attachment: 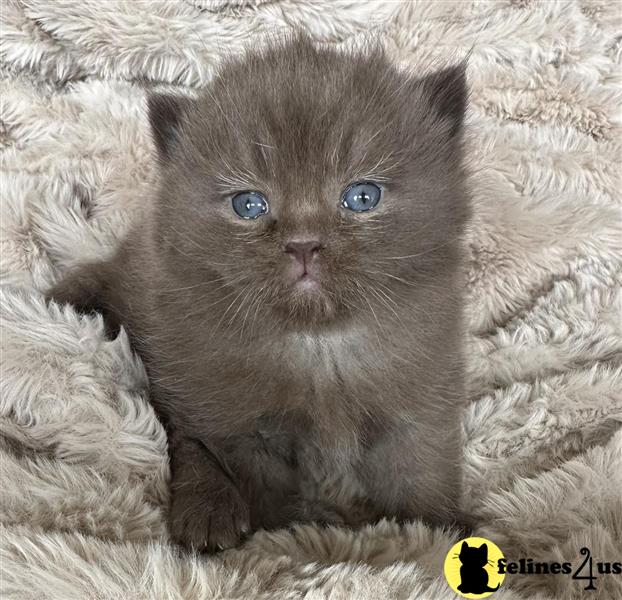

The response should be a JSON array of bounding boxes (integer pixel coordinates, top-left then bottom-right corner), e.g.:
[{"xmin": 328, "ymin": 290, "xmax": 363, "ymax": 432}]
[{"xmin": 572, "ymin": 547, "xmax": 597, "ymax": 591}]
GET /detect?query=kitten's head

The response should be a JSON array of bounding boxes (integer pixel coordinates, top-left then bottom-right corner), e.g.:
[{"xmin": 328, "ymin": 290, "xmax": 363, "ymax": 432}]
[{"xmin": 148, "ymin": 35, "xmax": 469, "ymax": 331}]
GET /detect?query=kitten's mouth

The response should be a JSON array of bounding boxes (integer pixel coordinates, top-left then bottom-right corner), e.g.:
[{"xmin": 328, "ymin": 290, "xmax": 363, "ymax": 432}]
[
  {"xmin": 295, "ymin": 273, "xmax": 320, "ymax": 290},
  {"xmin": 289, "ymin": 262, "xmax": 321, "ymax": 290},
  {"xmin": 277, "ymin": 268, "xmax": 339, "ymax": 324}
]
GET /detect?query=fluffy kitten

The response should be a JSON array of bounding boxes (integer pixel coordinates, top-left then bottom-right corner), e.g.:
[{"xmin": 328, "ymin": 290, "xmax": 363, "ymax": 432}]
[{"xmin": 47, "ymin": 35, "xmax": 470, "ymax": 551}]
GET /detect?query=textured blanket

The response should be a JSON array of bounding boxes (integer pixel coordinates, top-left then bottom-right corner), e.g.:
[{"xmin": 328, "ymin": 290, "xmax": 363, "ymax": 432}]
[{"xmin": 1, "ymin": 1, "xmax": 621, "ymax": 599}]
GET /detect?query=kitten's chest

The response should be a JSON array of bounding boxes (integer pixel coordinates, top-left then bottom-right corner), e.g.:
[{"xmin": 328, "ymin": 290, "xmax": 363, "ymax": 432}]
[
  {"xmin": 268, "ymin": 327, "xmax": 400, "ymax": 423},
  {"xmin": 281, "ymin": 328, "xmax": 374, "ymax": 389}
]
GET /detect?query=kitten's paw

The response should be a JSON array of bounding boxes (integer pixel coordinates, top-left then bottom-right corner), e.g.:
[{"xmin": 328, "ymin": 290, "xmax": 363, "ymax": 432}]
[{"xmin": 168, "ymin": 483, "xmax": 250, "ymax": 552}]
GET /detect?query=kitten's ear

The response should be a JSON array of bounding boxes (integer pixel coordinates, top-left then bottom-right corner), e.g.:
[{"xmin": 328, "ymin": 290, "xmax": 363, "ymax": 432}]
[
  {"xmin": 147, "ymin": 94, "xmax": 195, "ymax": 160},
  {"xmin": 461, "ymin": 541, "xmax": 469, "ymax": 551},
  {"xmin": 479, "ymin": 543, "xmax": 488, "ymax": 553},
  {"xmin": 419, "ymin": 63, "xmax": 468, "ymax": 137}
]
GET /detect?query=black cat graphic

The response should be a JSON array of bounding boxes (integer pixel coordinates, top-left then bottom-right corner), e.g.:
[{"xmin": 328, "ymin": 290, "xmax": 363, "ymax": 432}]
[{"xmin": 457, "ymin": 541, "xmax": 500, "ymax": 595}]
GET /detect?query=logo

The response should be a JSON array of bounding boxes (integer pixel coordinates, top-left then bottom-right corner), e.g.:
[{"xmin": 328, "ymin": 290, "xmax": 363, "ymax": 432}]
[
  {"xmin": 444, "ymin": 539, "xmax": 621, "ymax": 595},
  {"xmin": 444, "ymin": 537, "xmax": 506, "ymax": 598}
]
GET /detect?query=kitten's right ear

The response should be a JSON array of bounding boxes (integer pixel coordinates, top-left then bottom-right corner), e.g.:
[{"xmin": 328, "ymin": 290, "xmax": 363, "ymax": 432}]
[
  {"xmin": 147, "ymin": 94, "xmax": 195, "ymax": 160},
  {"xmin": 419, "ymin": 62, "xmax": 468, "ymax": 137}
]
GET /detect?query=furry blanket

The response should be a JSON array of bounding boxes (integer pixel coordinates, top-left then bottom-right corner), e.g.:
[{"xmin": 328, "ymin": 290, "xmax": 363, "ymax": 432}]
[{"xmin": 1, "ymin": 1, "xmax": 621, "ymax": 598}]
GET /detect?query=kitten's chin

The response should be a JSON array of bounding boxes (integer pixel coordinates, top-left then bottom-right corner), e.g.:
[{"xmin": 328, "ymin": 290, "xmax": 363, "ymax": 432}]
[{"xmin": 276, "ymin": 280, "xmax": 341, "ymax": 328}]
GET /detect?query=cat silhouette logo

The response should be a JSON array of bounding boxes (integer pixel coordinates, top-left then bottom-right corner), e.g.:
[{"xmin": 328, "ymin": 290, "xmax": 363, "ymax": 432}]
[{"xmin": 444, "ymin": 537, "xmax": 506, "ymax": 598}]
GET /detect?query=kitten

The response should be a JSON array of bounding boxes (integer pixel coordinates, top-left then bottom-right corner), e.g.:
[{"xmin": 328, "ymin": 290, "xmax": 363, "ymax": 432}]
[{"xmin": 47, "ymin": 34, "xmax": 470, "ymax": 551}]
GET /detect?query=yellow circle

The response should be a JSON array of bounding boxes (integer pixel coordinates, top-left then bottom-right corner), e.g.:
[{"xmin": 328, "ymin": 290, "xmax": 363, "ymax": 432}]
[{"xmin": 444, "ymin": 536, "xmax": 506, "ymax": 598}]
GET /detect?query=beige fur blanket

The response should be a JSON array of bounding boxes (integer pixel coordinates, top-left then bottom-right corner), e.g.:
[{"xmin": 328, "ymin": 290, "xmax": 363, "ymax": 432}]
[{"xmin": 1, "ymin": 1, "xmax": 620, "ymax": 598}]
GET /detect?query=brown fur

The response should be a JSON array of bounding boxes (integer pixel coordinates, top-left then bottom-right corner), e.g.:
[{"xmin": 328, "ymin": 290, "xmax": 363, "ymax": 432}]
[{"xmin": 47, "ymin": 35, "xmax": 471, "ymax": 551}]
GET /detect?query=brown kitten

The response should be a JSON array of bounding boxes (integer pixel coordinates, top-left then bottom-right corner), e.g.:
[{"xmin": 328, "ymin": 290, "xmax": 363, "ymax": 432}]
[{"xmin": 47, "ymin": 35, "xmax": 471, "ymax": 551}]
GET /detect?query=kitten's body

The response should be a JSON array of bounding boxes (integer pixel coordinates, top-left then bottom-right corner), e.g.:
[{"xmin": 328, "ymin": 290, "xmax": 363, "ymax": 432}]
[{"xmin": 48, "ymin": 36, "xmax": 470, "ymax": 550}]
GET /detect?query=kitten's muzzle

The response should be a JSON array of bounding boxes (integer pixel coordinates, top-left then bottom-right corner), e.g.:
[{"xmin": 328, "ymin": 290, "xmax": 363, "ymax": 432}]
[{"xmin": 283, "ymin": 239, "xmax": 323, "ymax": 280}]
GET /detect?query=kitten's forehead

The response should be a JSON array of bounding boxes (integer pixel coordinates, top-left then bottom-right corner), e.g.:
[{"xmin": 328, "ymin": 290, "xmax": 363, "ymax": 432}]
[{"xmin": 188, "ymin": 41, "xmax": 413, "ymax": 191}]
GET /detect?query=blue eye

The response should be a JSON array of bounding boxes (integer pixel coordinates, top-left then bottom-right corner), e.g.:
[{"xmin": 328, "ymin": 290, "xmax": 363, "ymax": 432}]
[
  {"xmin": 231, "ymin": 191, "xmax": 269, "ymax": 219},
  {"xmin": 341, "ymin": 182, "xmax": 381, "ymax": 212}
]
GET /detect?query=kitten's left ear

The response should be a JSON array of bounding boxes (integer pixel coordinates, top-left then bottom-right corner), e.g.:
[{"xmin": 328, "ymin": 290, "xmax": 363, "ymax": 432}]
[
  {"xmin": 419, "ymin": 62, "xmax": 468, "ymax": 137},
  {"xmin": 147, "ymin": 93, "xmax": 196, "ymax": 160}
]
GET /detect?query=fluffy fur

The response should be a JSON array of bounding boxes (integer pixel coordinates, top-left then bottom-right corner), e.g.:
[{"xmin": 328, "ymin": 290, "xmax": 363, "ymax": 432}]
[{"xmin": 1, "ymin": 1, "xmax": 621, "ymax": 599}]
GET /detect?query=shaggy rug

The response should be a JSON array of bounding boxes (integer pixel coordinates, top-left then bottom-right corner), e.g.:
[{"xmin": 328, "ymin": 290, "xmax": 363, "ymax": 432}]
[{"xmin": 1, "ymin": 1, "xmax": 621, "ymax": 598}]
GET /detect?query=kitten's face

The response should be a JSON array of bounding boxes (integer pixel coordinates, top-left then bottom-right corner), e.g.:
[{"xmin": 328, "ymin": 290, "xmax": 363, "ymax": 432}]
[{"xmin": 149, "ymin": 36, "xmax": 469, "ymax": 330}]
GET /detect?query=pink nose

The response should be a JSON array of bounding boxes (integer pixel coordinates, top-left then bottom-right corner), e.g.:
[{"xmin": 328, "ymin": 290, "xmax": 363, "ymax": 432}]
[{"xmin": 284, "ymin": 240, "xmax": 322, "ymax": 265}]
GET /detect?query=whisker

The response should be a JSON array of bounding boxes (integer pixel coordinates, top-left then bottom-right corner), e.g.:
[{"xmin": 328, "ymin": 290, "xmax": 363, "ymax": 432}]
[
  {"xmin": 381, "ymin": 235, "xmax": 463, "ymax": 261},
  {"xmin": 214, "ymin": 282, "xmax": 253, "ymax": 332}
]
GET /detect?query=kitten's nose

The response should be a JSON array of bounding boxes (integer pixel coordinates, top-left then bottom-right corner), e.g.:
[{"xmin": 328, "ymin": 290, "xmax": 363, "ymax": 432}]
[{"xmin": 284, "ymin": 240, "xmax": 322, "ymax": 265}]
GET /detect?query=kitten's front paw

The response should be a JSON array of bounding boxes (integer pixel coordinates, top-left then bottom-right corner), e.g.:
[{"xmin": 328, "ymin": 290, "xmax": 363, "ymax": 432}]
[{"xmin": 169, "ymin": 482, "xmax": 250, "ymax": 552}]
